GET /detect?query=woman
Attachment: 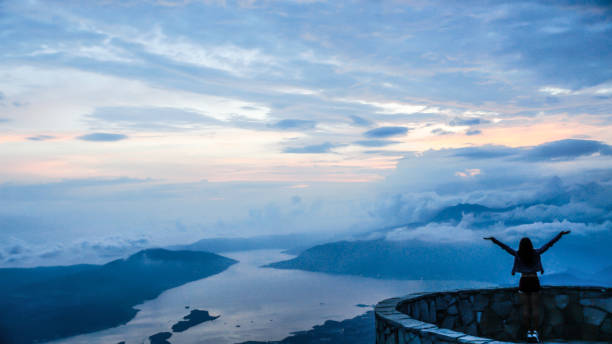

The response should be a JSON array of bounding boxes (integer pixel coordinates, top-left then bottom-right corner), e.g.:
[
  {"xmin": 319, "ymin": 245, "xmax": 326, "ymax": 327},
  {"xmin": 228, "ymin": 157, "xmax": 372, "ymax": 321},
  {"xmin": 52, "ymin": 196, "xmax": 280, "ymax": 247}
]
[{"xmin": 484, "ymin": 230, "xmax": 570, "ymax": 343}]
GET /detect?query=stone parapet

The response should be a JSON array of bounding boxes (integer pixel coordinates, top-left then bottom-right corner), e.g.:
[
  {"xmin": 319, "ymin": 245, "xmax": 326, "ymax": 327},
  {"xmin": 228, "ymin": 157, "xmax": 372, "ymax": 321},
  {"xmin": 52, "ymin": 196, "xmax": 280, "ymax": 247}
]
[{"xmin": 375, "ymin": 286, "xmax": 611, "ymax": 344}]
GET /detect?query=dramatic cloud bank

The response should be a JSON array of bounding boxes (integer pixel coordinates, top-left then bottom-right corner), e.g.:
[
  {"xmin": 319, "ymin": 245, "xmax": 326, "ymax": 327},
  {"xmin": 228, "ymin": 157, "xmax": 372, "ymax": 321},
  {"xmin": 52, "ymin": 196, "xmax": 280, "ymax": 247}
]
[{"xmin": 2, "ymin": 139, "xmax": 611, "ymax": 267}]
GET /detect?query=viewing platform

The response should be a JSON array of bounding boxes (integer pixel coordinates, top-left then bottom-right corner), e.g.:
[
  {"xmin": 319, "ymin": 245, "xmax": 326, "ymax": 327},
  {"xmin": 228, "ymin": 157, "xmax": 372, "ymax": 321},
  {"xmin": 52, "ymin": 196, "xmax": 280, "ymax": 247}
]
[{"xmin": 375, "ymin": 286, "xmax": 611, "ymax": 344}]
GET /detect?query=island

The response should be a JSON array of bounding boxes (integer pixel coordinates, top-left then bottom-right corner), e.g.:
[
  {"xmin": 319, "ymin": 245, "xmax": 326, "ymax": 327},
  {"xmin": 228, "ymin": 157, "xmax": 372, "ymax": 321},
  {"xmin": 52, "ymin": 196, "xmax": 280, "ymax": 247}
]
[
  {"xmin": 171, "ymin": 309, "xmax": 219, "ymax": 332},
  {"xmin": 0, "ymin": 249, "xmax": 237, "ymax": 344},
  {"xmin": 149, "ymin": 331, "xmax": 173, "ymax": 344}
]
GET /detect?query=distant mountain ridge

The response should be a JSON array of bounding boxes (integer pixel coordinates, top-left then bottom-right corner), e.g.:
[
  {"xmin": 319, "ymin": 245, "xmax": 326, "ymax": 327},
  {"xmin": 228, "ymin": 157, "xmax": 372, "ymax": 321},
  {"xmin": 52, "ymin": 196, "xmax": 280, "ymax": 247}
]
[
  {"xmin": 170, "ymin": 233, "xmax": 333, "ymax": 255},
  {"xmin": 0, "ymin": 248, "xmax": 236, "ymax": 344},
  {"xmin": 266, "ymin": 239, "xmax": 511, "ymax": 282},
  {"xmin": 430, "ymin": 203, "xmax": 512, "ymax": 223}
]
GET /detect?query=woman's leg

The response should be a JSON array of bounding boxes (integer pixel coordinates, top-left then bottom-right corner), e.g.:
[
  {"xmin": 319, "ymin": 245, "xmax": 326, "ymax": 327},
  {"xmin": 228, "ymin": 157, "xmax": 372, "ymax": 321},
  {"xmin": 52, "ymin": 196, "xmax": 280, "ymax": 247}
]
[
  {"xmin": 520, "ymin": 292, "xmax": 531, "ymax": 330},
  {"xmin": 529, "ymin": 292, "xmax": 540, "ymax": 332}
]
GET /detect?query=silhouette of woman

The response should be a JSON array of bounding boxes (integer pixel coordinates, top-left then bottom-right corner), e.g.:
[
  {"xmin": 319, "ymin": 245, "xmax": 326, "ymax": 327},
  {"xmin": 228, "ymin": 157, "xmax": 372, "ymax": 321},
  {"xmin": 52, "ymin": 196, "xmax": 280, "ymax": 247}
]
[{"xmin": 484, "ymin": 230, "xmax": 570, "ymax": 343}]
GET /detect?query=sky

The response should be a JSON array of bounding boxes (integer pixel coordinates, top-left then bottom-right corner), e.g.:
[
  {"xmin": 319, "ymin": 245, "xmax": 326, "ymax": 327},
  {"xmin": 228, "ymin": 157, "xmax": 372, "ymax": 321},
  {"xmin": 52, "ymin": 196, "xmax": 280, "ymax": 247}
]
[{"xmin": 1, "ymin": 0, "xmax": 611, "ymax": 267}]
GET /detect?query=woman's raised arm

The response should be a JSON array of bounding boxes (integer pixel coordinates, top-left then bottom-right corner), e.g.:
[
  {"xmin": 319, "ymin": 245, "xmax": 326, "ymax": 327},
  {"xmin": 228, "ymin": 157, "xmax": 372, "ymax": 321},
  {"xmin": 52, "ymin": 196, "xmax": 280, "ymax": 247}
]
[
  {"xmin": 484, "ymin": 237, "xmax": 516, "ymax": 256},
  {"xmin": 538, "ymin": 230, "xmax": 570, "ymax": 254}
]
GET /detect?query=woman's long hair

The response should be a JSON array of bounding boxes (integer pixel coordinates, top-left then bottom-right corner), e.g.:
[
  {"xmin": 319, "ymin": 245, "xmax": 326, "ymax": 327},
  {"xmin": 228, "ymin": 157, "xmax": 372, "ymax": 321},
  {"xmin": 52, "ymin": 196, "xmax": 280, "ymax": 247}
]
[{"xmin": 518, "ymin": 237, "xmax": 535, "ymax": 265}]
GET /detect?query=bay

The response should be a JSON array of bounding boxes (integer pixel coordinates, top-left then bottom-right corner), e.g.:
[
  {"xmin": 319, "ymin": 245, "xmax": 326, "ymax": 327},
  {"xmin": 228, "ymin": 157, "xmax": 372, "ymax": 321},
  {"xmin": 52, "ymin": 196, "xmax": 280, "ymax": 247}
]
[{"xmin": 54, "ymin": 249, "xmax": 493, "ymax": 344}]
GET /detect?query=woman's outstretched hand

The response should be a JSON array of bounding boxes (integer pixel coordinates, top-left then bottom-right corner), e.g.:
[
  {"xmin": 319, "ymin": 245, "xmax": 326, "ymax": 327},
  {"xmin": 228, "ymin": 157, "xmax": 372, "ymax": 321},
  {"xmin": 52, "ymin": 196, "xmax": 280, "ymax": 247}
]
[{"xmin": 561, "ymin": 230, "xmax": 571, "ymax": 235}]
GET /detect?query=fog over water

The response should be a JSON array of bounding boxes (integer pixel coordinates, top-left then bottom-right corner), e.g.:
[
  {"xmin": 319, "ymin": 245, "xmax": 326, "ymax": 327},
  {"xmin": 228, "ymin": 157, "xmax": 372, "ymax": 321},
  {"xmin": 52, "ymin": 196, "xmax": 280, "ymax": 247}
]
[{"xmin": 54, "ymin": 250, "xmax": 493, "ymax": 344}]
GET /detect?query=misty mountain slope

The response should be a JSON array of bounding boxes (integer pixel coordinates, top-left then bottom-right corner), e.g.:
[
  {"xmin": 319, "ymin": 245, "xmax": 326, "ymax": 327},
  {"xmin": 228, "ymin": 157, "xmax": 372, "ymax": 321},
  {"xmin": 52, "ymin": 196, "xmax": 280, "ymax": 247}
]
[
  {"xmin": 266, "ymin": 239, "xmax": 512, "ymax": 282},
  {"xmin": 0, "ymin": 249, "xmax": 237, "ymax": 344},
  {"xmin": 430, "ymin": 203, "xmax": 512, "ymax": 224},
  {"xmin": 170, "ymin": 233, "xmax": 328, "ymax": 254}
]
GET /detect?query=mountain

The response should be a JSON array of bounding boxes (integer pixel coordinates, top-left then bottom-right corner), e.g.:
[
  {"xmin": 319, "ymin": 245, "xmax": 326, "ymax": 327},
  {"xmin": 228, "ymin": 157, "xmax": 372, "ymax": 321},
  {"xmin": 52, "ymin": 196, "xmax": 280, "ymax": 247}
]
[
  {"xmin": 170, "ymin": 233, "xmax": 330, "ymax": 254},
  {"xmin": 266, "ymin": 239, "xmax": 511, "ymax": 282},
  {"xmin": 430, "ymin": 203, "xmax": 508, "ymax": 223},
  {"xmin": 0, "ymin": 249, "xmax": 236, "ymax": 344}
]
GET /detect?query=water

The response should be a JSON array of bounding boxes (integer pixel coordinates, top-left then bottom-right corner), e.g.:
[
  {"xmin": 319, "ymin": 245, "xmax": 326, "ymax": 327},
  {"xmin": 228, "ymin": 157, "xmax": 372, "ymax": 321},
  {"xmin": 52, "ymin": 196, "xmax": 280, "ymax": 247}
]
[{"xmin": 54, "ymin": 250, "xmax": 493, "ymax": 344}]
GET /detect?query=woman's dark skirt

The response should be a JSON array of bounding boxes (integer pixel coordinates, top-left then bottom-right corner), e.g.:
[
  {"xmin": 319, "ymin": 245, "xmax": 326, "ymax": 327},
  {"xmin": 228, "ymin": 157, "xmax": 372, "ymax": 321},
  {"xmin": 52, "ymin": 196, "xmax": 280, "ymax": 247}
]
[{"xmin": 519, "ymin": 275, "xmax": 541, "ymax": 293}]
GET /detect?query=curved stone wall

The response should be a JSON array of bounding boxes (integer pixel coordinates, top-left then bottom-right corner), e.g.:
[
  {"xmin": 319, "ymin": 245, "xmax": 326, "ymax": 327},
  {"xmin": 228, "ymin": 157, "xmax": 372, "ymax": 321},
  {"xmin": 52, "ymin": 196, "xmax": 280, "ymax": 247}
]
[{"xmin": 375, "ymin": 286, "xmax": 611, "ymax": 344}]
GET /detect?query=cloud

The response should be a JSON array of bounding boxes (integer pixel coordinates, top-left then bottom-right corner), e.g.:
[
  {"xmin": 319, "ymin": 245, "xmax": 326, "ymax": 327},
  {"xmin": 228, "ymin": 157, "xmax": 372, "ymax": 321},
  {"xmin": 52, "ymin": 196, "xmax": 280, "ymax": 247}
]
[
  {"xmin": 495, "ymin": 220, "xmax": 610, "ymax": 242},
  {"xmin": 0, "ymin": 177, "xmax": 148, "ymax": 201},
  {"xmin": 363, "ymin": 126, "xmax": 409, "ymax": 138},
  {"xmin": 349, "ymin": 115, "xmax": 372, "ymax": 127},
  {"xmin": 496, "ymin": 202, "xmax": 611, "ymax": 229},
  {"xmin": 522, "ymin": 139, "xmax": 612, "ymax": 161},
  {"xmin": 431, "ymin": 128, "xmax": 453, "ymax": 135},
  {"xmin": 77, "ymin": 133, "xmax": 128, "ymax": 142},
  {"xmin": 455, "ymin": 168, "xmax": 481, "ymax": 178},
  {"xmin": 283, "ymin": 142, "xmax": 338, "ymax": 153},
  {"xmin": 271, "ymin": 119, "xmax": 316, "ymax": 130},
  {"xmin": 385, "ymin": 215, "xmax": 611, "ymax": 246},
  {"xmin": 377, "ymin": 161, "xmax": 612, "ymax": 243},
  {"xmin": 138, "ymin": 35, "xmax": 278, "ymax": 77},
  {"xmin": 1, "ymin": 234, "xmax": 151, "ymax": 266},
  {"xmin": 387, "ymin": 140, "xmax": 612, "ymax": 209},
  {"xmin": 489, "ymin": 3, "xmax": 612, "ymax": 88},
  {"xmin": 85, "ymin": 106, "xmax": 222, "ymax": 131},
  {"xmin": 449, "ymin": 117, "xmax": 490, "ymax": 126},
  {"xmin": 350, "ymin": 99, "xmax": 427, "ymax": 115},
  {"xmin": 448, "ymin": 139, "xmax": 612, "ymax": 162},
  {"xmin": 354, "ymin": 140, "xmax": 399, "ymax": 147},
  {"xmin": 27, "ymin": 135, "xmax": 55, "ymax": 141},
  {"xmin": 386, "ymin": 218, "xmax": 482, "ymax": 244},
  {"xmin": 450, "ymin": 145, "xmax": 519, "ymax": 159},
  {"xmin": 465, "ymin": 129, "xmax": 482, "ymax": 136},
  {"xmin": 539, "ymin": 86, "xmax": 573, "ymax": 96}
]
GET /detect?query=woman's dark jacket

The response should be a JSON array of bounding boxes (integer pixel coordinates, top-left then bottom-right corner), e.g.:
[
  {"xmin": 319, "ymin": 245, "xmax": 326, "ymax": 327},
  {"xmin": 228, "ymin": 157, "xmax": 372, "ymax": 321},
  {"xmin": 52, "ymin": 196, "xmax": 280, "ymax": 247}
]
[{"xmin": 491, "ymin": 232, "xmax": 564, "ymax": 275}]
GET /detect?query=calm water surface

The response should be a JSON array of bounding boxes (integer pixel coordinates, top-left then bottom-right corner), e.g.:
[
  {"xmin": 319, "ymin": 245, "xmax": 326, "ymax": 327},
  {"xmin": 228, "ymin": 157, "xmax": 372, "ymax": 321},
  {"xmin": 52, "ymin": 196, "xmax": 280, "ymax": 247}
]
[{"xmin": 55, "ymin": 250, "xmax": 494, "ymax": 344}]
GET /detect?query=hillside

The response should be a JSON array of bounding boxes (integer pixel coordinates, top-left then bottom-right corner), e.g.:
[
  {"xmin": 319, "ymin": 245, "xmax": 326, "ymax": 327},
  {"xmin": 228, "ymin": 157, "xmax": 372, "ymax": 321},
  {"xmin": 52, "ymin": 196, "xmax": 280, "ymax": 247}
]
[{"xmin": 0, "ymin": 249, "xmax": 236, "ymax": 344}]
